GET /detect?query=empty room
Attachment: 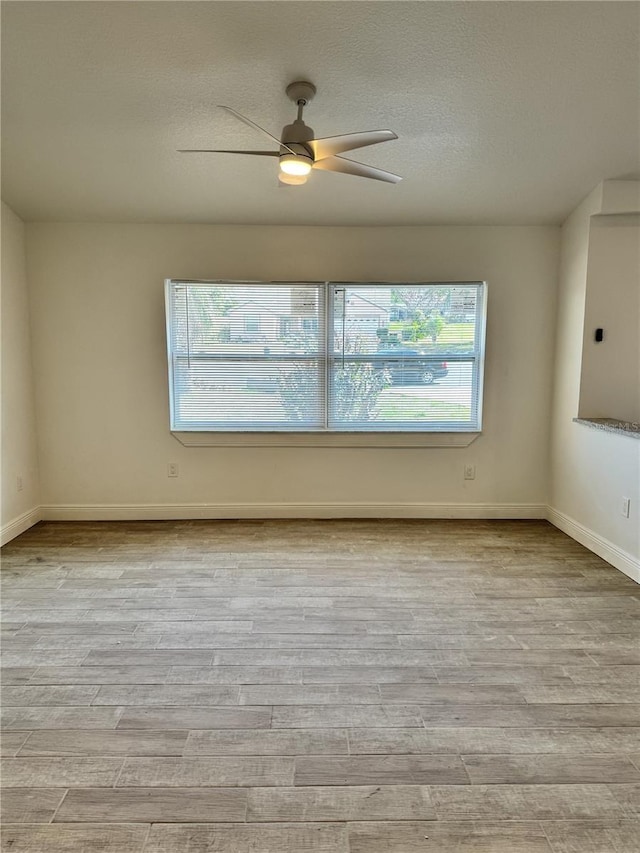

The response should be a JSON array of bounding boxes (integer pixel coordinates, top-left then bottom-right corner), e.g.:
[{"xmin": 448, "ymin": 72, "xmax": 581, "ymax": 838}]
[{"xmin": 1, "ymin": 2, "xmax": 639, "ymax": 852}]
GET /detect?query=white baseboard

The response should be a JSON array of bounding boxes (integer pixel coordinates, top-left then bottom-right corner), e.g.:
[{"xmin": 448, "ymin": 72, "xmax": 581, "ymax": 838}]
[
  {"xmin": 40, "ymin": 502, "xmax": 547, "ymax": 521},
  {"xmin": 547, "ymin": 506, "xmax": 640, "ymax": 584},
  {"xmin": 0, "ymin": 506, "xmax": 42, "ymax": 546}
]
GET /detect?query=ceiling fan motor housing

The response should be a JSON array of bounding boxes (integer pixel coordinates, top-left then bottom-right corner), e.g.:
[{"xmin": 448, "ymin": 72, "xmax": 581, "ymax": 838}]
[
  {"xmin": 282, "ymin": 120, "xmax": 314, "ymax": 146},
  {"xmin": 280, "ymin": 120, "xmax": 315, "ymax": 174}
]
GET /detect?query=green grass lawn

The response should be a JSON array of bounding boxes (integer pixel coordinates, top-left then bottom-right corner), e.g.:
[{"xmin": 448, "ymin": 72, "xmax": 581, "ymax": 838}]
[
  {"xmin": 377, "ymin": 397, "xmax": 470, "ymax": 421},
  {"xmin": 387, "ymin": 321, "xmax": 475, "ymax": 352}
]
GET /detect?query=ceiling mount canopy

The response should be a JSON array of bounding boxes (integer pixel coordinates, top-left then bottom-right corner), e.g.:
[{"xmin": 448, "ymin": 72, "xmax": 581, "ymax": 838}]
[
  {"xmin": 179, "ymin": 80, "xmax": 402, "ymax": 187},
  {"xmin": 285, "ymin": 80, "xmax": 317, "ymax": 107}
]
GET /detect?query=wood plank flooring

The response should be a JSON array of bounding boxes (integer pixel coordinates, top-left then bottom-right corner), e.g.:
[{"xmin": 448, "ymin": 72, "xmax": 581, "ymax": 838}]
[{"xmin": 1, "ymin": 518, "xmax": 639, "ymax": 852}]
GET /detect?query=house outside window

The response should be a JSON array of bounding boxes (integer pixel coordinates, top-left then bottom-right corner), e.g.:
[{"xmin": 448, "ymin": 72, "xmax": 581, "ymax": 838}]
[{"xmin": 165, "ymin": 280, "xmax": 486, "ymax": 433}]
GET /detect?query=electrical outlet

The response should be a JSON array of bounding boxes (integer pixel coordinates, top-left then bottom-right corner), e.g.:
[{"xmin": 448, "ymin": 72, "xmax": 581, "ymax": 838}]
[
  {"xmin": 464, "ymin": 464, "xmax": 476, "ymax": 481},
  {"xmin": 16, "ymin": 475, "xmax": 23, "ymax": 492},
  {"xmin": 167, "ymin": 463, "xmax": 179, "ymax": 478},
  {"xmin": 621, "ymin": 497, "xmax": 630, "ymax": 518}
]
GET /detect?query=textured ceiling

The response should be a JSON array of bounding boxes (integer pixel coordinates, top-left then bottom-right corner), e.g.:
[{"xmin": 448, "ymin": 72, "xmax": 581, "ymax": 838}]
[{"xmin": 2, "ymin": 1, "xmax": 639, "ymax": 225}]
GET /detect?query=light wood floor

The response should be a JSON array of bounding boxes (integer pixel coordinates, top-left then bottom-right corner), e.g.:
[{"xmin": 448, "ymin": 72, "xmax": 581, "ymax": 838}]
[{"xmin": 1, "ymin": 519, "xmax": 639, "ymax": 852}]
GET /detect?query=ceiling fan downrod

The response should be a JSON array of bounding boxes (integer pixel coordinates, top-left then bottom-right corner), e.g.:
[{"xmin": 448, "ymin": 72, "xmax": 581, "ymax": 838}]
[{"xmin": 285, "ymin": 81, "xmax": 316, "ymax": 123}]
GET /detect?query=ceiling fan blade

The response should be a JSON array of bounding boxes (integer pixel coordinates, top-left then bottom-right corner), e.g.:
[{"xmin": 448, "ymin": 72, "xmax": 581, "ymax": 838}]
[
  {"xmin": 309, "ymin": 130, "xmax": 398, "ymax": 161},
  {"xmin": 313, "ymin": 155, "xmax": 402, "ymax": 184},
  {"xmin": 178, "ymin": 149, "xmax": 279, "ymax": 156},
  {"xmin": 218, "ymin": 105, "xmax": 296, "ymax": 155}
]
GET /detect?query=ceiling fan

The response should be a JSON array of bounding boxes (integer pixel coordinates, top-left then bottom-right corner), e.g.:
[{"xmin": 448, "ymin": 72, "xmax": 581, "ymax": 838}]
[{"xmin": 179, "ymin": 81, "xmax": 401, "ymax": 186}]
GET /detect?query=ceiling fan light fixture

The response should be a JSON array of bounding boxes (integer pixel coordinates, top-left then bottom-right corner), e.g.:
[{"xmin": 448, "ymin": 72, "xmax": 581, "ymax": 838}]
[
  {"xmin": 279, "ymin": 153, "xmax": 313, "ymax": 176},
  {"xmin": 279, "ymin": 172, "xmax": 308, "ymax": 186}
]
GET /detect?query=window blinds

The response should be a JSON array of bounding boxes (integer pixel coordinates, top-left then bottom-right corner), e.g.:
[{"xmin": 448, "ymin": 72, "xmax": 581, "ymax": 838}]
[
  {"xmin": 167, "ymin": 283, "xmax": 325, "ymax": 430},
  {"xmin": 165, "ymin": 281, "xmax": 485, "ymax": 432}
]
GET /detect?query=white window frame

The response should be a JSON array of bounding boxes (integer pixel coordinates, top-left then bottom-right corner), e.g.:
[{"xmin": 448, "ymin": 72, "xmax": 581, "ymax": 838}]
[{"xmin": 165, "ymin": 280, "xmax": 487, "ymax": 446}]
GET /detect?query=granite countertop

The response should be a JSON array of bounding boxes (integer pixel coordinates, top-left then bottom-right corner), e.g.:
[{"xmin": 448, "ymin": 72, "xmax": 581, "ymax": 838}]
[{"xmin": 574, "ymin": 417, "xmax": 640, "ymax": 439}]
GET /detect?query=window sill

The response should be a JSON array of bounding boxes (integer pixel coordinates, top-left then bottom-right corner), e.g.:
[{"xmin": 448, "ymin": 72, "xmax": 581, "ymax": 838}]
[
  {"xmin": 574, "ymin": 418, "xmax": 640, "ymax": 440},
  {"xmin": 172, "ymin": 431, "xmax": 481, "ymax": 448}
]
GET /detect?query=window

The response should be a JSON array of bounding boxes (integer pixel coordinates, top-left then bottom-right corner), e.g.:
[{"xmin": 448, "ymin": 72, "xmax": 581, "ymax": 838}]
[{"xmin": 165, "ymin": 281, "xmax": 486, "ymax": 433}]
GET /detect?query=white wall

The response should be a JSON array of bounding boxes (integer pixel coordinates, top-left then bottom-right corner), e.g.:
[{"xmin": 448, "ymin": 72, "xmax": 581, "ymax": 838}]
[
  {"xmin": 579, "ymin": 215, "xmax": 640, "ymax": 422},
  {"xmin": 25, "ymin": 223, "xmax": 558, "ymax": 518},
  {"xmin": 549, "ymin": 185, "xmax": 640, "ymax": 582},
  {"xmin": 1, "ymin": 202, "xmax": 41, "ymax": 543}
]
